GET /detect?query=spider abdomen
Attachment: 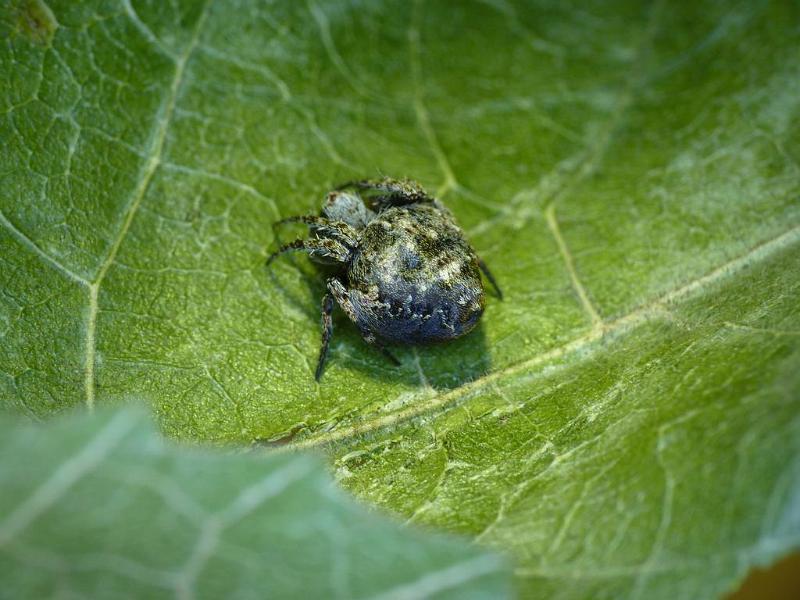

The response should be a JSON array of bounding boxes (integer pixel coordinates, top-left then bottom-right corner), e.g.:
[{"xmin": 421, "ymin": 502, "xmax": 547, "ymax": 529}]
[{"xmin": 347, "ymin": 204, "xmax": 485, "ymax": 344}]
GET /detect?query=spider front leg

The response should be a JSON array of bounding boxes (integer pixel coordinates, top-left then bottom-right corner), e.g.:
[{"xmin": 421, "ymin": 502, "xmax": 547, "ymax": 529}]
[
  {"xmin": 336, "ymin": 177, "xmax": 433, "ymax": 204},
  {"xmin": 316, "ymin": 292, "xmax": 335, "ymax": 381},
  {"xmin": 266, "ymin": 238, "xmax": 350, "ymax": 266},
  {"xmin": 273, "ymin": 215, "xmax": 358, "ymax": 248}
]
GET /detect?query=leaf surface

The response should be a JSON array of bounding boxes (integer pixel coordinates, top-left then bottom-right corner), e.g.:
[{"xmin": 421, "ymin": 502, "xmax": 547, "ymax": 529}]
[
  {"xmin": 0, "ymin": 407, "xmax": 509, "ymax": 598},
  {"xmin": 1, "ymin": 0, "xmax": 799, "ymax": 598}
]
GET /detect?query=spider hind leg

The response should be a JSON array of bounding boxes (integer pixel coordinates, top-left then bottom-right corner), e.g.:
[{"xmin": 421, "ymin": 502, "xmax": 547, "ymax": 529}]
[{"xmin": 477, "ymin": 256, "xmax": 503, "ymax": 299}]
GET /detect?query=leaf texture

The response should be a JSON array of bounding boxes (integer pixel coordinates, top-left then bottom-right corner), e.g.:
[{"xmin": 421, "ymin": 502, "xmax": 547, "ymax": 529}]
[
  {"xmin": 1, "ymin": 0, "xmax": 799, "ymax": 597},
  {"xmin": 0, "ymin": 408, "xmax": 510, "ymax": 598}
]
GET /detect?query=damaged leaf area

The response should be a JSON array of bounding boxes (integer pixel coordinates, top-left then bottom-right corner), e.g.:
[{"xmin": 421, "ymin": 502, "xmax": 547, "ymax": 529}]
[
  {"xmin": 9, "ymin": 0, "xmax": 58, "ymax": 46},
  {"xmin": 1, "ymin": 0, "xmax": 799, "ymax": 598}
]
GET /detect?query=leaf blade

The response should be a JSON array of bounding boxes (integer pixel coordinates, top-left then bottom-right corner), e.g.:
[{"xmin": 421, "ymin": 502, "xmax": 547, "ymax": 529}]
[
  {"xmin": 2, "ymin": 0, "xmax": 799, "ymax": 598},
  {"xmin": 0, "ymin": 407, "xmax": 511, "ymax": 599}
]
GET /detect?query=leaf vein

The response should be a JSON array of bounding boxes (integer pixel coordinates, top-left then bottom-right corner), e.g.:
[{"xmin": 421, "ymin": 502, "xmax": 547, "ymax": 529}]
[
  {"xmin": 291, "ymin": 223, "xmax": 800, "ymax": 450},
  {"xmin": 0, "ymin": 411, "xmax": 137, "ymax": 546},
  {"xmin": 408, "ymin": 0, "xmax": 457, "ymax": 198},
  {"xmin": 0, "ymin": 210, "xmax": 88, "ymax": 286},
  {"xmin": 545, "ymin": 204, "xmax": 603, "ymax": 327},
  {"xmin": 82, "ymin": 0, "xmax": 213, "ymax": 410}
]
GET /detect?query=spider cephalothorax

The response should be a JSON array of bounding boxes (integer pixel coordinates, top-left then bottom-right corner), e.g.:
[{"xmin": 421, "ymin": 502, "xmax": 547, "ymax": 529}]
[{"xmin": 267, "ymin": 177, "xmax": 502, "ymax": 380}]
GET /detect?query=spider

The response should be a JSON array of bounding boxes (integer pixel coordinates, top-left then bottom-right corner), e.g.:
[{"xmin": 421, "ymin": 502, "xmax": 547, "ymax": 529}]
[{"xmin": 267, "ymin": 177, "xmax": 502, "ymax": 380}]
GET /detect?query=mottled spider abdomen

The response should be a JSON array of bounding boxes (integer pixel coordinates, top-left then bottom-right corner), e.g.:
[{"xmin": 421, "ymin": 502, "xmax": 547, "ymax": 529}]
[{"xmin": 348, "ymin": 203, "xmax": 485, "ymax": 344}]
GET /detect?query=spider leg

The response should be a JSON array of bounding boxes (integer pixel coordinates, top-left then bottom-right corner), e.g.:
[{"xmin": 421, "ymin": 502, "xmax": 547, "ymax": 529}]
[
  {"xmin": 275, "ymin": 215, "xmax": 338, "ymax": 228},
  {"xmin": 273, "ymin": 215, "xmax": 316, "ymax": 228},
  {"xmin": 273, "ymin": 215, "xmax": 358, "ymax": 247},
  {"xmin": 326, "ymin": 278, "xmax": 401, "ymax": 368},
  {"xmin": 271, "ymin": 215, "xmax": 310, "ymax": 242},
  {"xmin": 336, "ymin": 177, "xmax": 433, "ymax": 203},
  {"xmin": 315, "ymin": 292, "xmax": 335, "ymax": 381},
  {"xmin": 477, "ymin": 256, "xmax": 503, "ymax": 300},
  {"xmin": 266, "ymin": 238, "xmax": 349, "ymax": 266}
]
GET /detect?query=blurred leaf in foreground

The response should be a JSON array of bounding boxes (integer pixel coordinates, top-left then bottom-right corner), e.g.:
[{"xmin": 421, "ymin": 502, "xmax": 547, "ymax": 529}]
[{"xmin": 0, "ymin": 408, "xmax": 510, "ymax": 599}]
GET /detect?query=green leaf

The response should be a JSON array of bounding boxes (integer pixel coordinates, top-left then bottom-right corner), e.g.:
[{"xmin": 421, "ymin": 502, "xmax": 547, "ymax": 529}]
[
  {"xmin": 1, "ymin": 0, "xmax": 799, "ymax": 599},
  {"xmin": 0, "ymin": 407, "xmax": 510, "ymax": 598}
]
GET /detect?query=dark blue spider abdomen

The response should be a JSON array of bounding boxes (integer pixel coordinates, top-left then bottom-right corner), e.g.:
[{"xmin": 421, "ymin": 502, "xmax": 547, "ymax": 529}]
[{"xmin": 347, "ymin": 203, "xmax": 485, "ymax": 344}]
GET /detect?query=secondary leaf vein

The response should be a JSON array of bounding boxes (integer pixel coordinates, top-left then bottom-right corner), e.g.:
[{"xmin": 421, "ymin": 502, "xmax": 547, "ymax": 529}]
[
  {"xmin": 545, "ymin": 204, "xmax": 603, "ymax": 327},
  {"xmin": 82, "ymin": 0, "xmax": 213, "ymax": 410}
]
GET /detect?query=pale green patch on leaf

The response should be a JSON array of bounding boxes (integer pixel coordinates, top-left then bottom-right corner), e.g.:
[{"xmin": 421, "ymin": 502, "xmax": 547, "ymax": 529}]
[
  {"xmin": 1, "ymin": 0, "xmax": 799, "ymax": 598},
  {"xmin": 0, "ymin": 407, "xmax": 510, "ymax": 598},
  {"xmin": 8, "ymin": 0, "xmax": 58, "ymax": 46}
]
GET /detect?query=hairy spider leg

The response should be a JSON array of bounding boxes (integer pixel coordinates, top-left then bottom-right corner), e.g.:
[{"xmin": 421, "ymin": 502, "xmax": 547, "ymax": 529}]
[
  {"xmin": 316, "ymin": 293, "xmax": 335, "ymax": 381},
  {"xmin": 266, "ymin": 238, "xmax": 350, "ymax": 266},
  {"xmin": 326, "ymin": 277, "xmax": 401, "ymax": 368},
  {"xmin": 272, "ymin": 215, "xmax": 358, "ymax": 247},
  {"xmin": 477, "ymin": 256, "xmax": 503, "ymax": 300},
  {"xmin": 336, "ymin": 177, "xmax": 433, "ymax": 203},
  {"xmin": 274, "ymin": 215, "xmax": 327, "ymax": 226}
]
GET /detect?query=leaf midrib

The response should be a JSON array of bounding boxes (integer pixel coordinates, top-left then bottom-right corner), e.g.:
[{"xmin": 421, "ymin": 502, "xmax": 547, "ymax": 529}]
[{"xmin": 289, "ymin": 223, "xmax": 800, "ymax": 450}]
